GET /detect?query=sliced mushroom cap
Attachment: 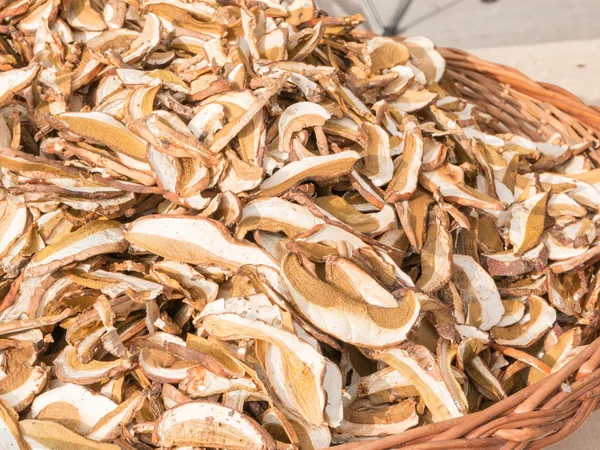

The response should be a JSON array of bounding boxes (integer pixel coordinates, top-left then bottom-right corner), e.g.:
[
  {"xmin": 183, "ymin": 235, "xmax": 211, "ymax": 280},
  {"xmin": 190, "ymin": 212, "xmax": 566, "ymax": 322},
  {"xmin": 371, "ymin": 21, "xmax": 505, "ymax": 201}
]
[
  {"xmin": 31, "ymin": 383, "xmax": 117, "ymax": 435},
  {"xmin": 20, "ymin": 419, "xmax": 121, "ymax": 450},
  {"xmin": 416, "ymin": 206, "xmax": 452, "ymax": 293},
  {"xmin": 281, "ymin": 252, "xmax": 419, "ymax": 348},
  {"xmin": 0, "ymin": 399, "xmax": 28, "ymax": 450},
  {"xmin": 379, "ymin": 344, "xmax": 464, "ymax": 422},
  {"xmin": 480, "ymin": 243, "xmax": 549, "ymax": 277},
  {"xmin": 359, "ymin": 122, "xmax": 393, "ymax": 187},
  {"xmin": 492, "ymin": 296, "xmax": 556, "ymax": 348},
  {"xmin": 509, "ymin": 191, "xmax": 549, "ymax": 255},
  {"xmin": 153, "ymin": 400, "xmax": 276, "ymax": 449},
  {"xmin": 452, "ymin": 254, "xmax": 504, "ymax": 331},
  {"xmin": 126, "ymin": 215, "xmax": 278, "ymax": 273},
  {"xmin": 278, "ymin": 102, "xmax": 330, "ymax": 154},
  {"xmin": 24, "ymin": 220, "xmax": 127, "ymax": 279},
  {"xmin": 258, "ymin": 150, "xmax": 360, "ymax": 197},
  {"xmin": 54, "ymin": 345, "xmax": 131, "ymax": 385},
  {"xmin": 385, "ymin": 123, "xmax": 423, "ymax": 202}
]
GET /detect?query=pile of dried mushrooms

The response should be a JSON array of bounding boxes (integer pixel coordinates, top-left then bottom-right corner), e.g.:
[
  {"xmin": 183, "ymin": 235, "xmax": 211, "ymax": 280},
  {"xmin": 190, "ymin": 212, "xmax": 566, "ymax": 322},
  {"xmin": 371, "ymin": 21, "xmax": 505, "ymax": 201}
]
[{"xmin": 0, "ymin": 0, "xmax": 599, "ymax": 448}]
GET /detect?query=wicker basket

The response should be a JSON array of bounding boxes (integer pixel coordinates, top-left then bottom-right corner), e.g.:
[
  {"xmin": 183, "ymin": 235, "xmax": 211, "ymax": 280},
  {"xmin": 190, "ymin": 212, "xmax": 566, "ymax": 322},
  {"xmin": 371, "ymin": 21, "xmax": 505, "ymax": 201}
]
[{"xmin": 333, "ymin": 41, "xmax": 600, "ymax": 450}]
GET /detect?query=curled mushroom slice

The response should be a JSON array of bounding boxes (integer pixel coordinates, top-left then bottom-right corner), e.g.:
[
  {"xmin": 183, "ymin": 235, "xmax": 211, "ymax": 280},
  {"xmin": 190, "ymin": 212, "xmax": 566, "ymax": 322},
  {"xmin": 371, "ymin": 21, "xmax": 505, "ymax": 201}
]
[
  {"xmin": 199, "ymin": 295, "xmax": 328, "ymax": 427},
  {"xmin": 281, "ymin": 252, "xmax": 419, "ymax": 348},
  {"xmin": 359, "ymin": 122, "xmax": 393, "ymax": 187},
  {"xmin": 492, "ymin": 296, "xmax": 556, "ymax": 348},
  {"xmin": 0, "ymin": 65, "xmax": 40, "ymax": 105},
  {"xmin": 0, "ymin": 399, "xmax": 27, "ymax": 449},
  {"xmin": 54, "ymin": 345, "xmax": 132, "ymax": 385},
  {"xmin": 379, "ymin": 343, "xmax": 464, "ymax": 422},
  {"xmin": 20, "ymin": 419, "xmax": 120, "ymax": 450},
  {"xmin": 496, "ymin": 299, "xmax": 526, "ymax": 327},
  {"xmin": 509, "ymin": 191, "xmax": 549, "ymax": 255},
  {"xmin": 258, "ymin": 150, "xmax": 360, "ymax": 197},
  {"xmin": 363, "ymin": 37, "xmax": 409, "ymax": 75},
  {"xmin": 452, "ymin": 255, "xmax": 504, "ymax": 331},
  {"xmin": 0, "ymin": 347, "xmax": 47, "ymax": 412},
  {"xmin": 339, "ymin": 399, "xmax": 418, "ymax": 437},
  {"xmin": 48, "ymin": 112, "xmax": 148, "ymax": 164},
  {"xmin": 403, "ymin": 36, "xmax": 445, "ymax": 83},
  {"xmin": 30, "ymin": 383, "xmax": 117, "ymax": 435},
  {"xmin": 24, "ymin": 220, "xmax": 127, "ymax": 278},
  {"xmin": 416, "ymin": 206, "xmax": 452, "ymax": 293},
  {"xmin": 87, "ymin": 391, "xmax": 145, "ymax": 441},
  {"xmin": 420, "ymin": 164, "xmax": 506, "ymax": 211},
  {"xmin": 480, "ymin": 243, "xmax": 549, "ymax": 277},
  {"xmin": 139, "ymin": 347, "xmax": 194, "ymax": 383},
  {"xmin": 385, "ymin": 120, "xmax": 423, "ymax": 202},
  {"xmin": 313, "ymin": 196, "xmax": 397, "ymax": 235},
  {"xmin": 235, "ymin": 197, "xmax": 323, "ymax": 240},
  {"xmin": 278, "ymin": 102, "xmax": 330, "ymax": 155},
  {"xmin": 0, "ymin": 197, "xmax": 29, "ymax": 259},
  {"xmin": 179, "ymin": 366, "xmax": 257, "ymax": 398},
  {"xmin": 153, "ymin": 401, "xmax": 276, "ymax": 449},
  {"xmin": 126, "ymin": 215, "xmax": 277, "ymax": 273},
  {"xmin": 357, "ymin": 366, "xmax": 418, "ymax": 398}
]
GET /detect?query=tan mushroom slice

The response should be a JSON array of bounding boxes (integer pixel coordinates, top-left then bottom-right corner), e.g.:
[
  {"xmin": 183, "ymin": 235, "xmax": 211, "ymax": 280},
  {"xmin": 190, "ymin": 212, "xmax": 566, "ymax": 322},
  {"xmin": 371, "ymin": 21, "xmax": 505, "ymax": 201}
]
[
  {"xmin": 20, "ymin": 419, "xmax": 120, "ymax": 450},
  {"xmin": 492, "ymin": 296, "xmax": 556, "ymax": 348},
  {"xmin": 420, "ymin": 164, "xmax": 506, "ymax": 210},
  {"xmin": 0, "ymin": 399, "xmax": 27, "ymax": 450},
  {"xmin": 0, "ymin": 65, "xmax": 40, "ymax": 105},
  {"xmin": 151, "ymin": 261, "xmax": 218, "ymax": 306},
  {"xmin": 235, "ymin": 197, "xmax": 323, "ymax": 240},
  {"xmin": 480, "ymin": 243, "xmax": 548, "ymax": 277},
  {"xmin": 126, "ymin": 215, "xmax": 277, "ymax": 273},
  {"xmin": 0, "ymin": 347, "xmax": 47, "ymax": 412},
  {"xmin": 379, "ymin": 344, "xmax": 464, "ymax": 422},
  {"xmin": 200, "ymin": 295, "xmax": 328, "ymax": 427},
  {"xmin": 397, "ymin": 188, "xmax": 434, "ymax": 253},
  {"xmin": 325, "ymin": 256, "xmax": 397, "ymax": 308},
  {"xmin": 54, "ymin": 345, "xmax": 132, "ymax": 385},
  {"xmin": 153, "ymin": 401, "xmax": 275, "ymax": 449},
  {"xmin": 67, "ymin": 269, "xmax": 163, "ymax": 300},
  {"xmin": 437, "ymin": 339, "xmax": 469, "ymax": 413},
  {"xmin": 403, "ymin": 36, "xmax": 445, "ymax": 83},
  {"xmin": 312, "ymin": 195, "xmax": 397, "ymax": 235},
  {"xmin": 65, "ymin": 0, "xmax": 106, "ymax": 31},
  {"xmin": 389, "ymin": 90, "xmax": 438, "ymax": 113},
  {"xmin": 359, "ymin": 122, "xmax": 393, "ymax": 187},
  {"xmin": 338, "ymin": 399, "xmax": 418, "ymax": 437},
  {"xmin": 48, "ymin": 112, "xmax": 148, "ymax": 163},
  {"xmin": 465, "ymin": 356, "xmax": 507, "ymax": 402},
  {"xmin": 527, "ymin": 328, "xmax": 581, "ymax": 385},
  {"xmin": 281, "ymin": 252, "xmax": 419, "ymax": 348},
  {"xmin": 416, "ymin": 206, "xmax": 452, "ymax": 293},
  {"xmin": 509, "ymin": 191, "xmax": 549, "ymax": 255},
  {"xmin": 179, "ymin": 366, "xmax": 257, "ymax": 399},
  {"xmin": 383, "ymin": 65, "xmax": 415, "ymax": 97},
  {"xmin": 31, "ymin": 383, "xmax": 117, "ymax": 435},
  {"xmin": 385, "ymin": 122, "xmax": 423, "ymax": 202},
  {"xmin": 257, "ymin": 150, "xmax": 360, "ymax": 197},
  {"xmin": 278, "ymin": 102, "xmax": 330, "ymax": 155},
  {"xmin": 86, "ymin": 391, "xmax": 145, "ymax": 441},
  {"xmin": 24, "ymin": 220, "xmax": 127, "ymax": 278},
  {"xmin": 496, "ymin": 299, "xmax": 526, "ymax": 327},
  {"xmin": 357, "ymin": 366, "xmax": 418, "ymax": 398},
  {"xmin": 547, "ymin": 270, "xmax": 587, "ymax": 316},
  {"xmin": 362, "ymin": 37, "xmax": 409, "ymax": 74},
  {"xmin": 139, "ymin": 347, "xmax": 194, "ymax": 383},
  {"xmin": 452, "ymin": 255, "xmax": 504, "ymax": 331},
  {"xmin": 0, "ymin": 197, "xmax": 29, "ymax": 259}
]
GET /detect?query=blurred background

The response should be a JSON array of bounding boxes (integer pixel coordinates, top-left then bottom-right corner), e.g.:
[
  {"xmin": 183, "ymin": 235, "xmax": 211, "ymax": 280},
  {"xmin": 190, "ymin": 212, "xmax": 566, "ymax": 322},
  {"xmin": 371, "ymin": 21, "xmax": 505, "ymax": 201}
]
[{"xmin": 319, "ymin": 0, "xmax": 600, "ymax": 105}]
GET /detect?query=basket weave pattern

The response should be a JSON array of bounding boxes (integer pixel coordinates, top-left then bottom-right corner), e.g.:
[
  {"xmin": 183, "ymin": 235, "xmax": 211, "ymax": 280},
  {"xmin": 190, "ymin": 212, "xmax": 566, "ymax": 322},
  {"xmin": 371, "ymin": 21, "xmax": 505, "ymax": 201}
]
[{"xmin": 333, "ymin": 46, "xmax": 600, "ymax": 450}]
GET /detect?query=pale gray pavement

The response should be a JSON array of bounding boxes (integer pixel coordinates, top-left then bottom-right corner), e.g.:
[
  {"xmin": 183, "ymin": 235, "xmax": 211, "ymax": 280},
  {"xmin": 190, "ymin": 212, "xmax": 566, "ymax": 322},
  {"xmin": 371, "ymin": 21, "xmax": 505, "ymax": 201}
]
[{"xmin": 317, "ymin": 1, "xmax": 600, "ymax": 448}]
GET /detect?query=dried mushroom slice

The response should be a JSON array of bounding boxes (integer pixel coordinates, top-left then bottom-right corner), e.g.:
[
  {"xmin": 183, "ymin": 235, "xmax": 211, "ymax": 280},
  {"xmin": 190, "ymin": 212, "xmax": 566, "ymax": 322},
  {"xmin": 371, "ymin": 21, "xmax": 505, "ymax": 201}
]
[
  {"xmin": 480, "ymin": 243, "xmax": 548, "ymax": 277},
  {"xmin": 126, "ymin": 215, "xmax": 278, "ymax": 273},
  {"xmin": 385, "ymin": 121, "xmax": 423, "ymax": 202},
  {"xmin": 153, "ymin": 401, "xmax": 276, "ymax": 449},
  {"xmin": 0, "ymin": 65, "xmax": 40, "ymax": 105},
  {"xmin": 20, "ymin": 419, "xmax": 120, "ymax": 450},
  {"xmin": 379, "ymin": 343, "xmax": 464, "ymax": 422},
  {"xmin": 24, "ymin": 220, "xmax": 127, "ymax": 278},
  {"xmin": 416, "ymin": 206, "xmax": 452, "ymax": 292},
  {"xmin": 509, "ymin": 192, "xmax": 549, "ymax": 255},
  {"xmin": 236, "ymin": 197, "xmax": 323, "ymax": 240},
  {"xmin": 258, "ymin": 150, "xmax": 360, "ymax": 197},
  {"xmin": 339, "ymin": 399, "xmax": 418, "ymax": 437},
  {"xmin": 452, "ymin": 255, "xmax": 504, "ymax": 331},
  {"xmin": 54, "ymin": 345, "xmax": 131, "ymax": 385},
  {"xmin": 31, "ymin": 383, "xmax": 117, "ymax": 435},
  {"xmin": 0, "ymin": 399, "xmax": 27, "ymax": 450},
  {"xmin": 492, "ymin": 296, "xmax": 556, "ymax": 348},
  {"xmin": 359, "ymin": 122, "xmax": 393, "ymax": 187},
  {"xmin": 281, "ymin": 252, "xmax": 419, "ymax": 348}
]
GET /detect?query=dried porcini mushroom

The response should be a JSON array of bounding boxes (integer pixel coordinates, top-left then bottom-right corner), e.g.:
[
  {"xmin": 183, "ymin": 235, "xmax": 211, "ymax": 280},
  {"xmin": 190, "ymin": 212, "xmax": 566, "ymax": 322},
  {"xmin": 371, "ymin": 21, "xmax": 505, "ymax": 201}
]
[{"xmin": 0, "ymin": 0, "xmax": 598, "ymax": 446}]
